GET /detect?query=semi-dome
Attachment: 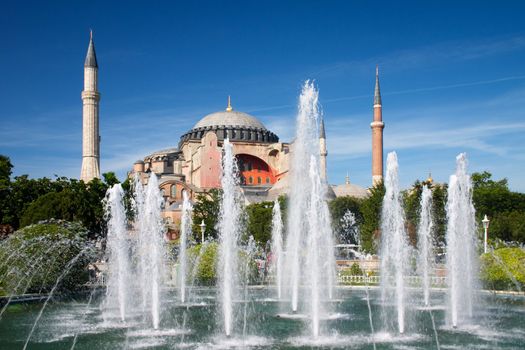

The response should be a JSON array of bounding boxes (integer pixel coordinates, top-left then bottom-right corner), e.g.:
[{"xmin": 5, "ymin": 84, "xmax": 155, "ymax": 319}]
[{"xmin": 193, "ymin": 110, "xmax": 266, "ymax": 130}]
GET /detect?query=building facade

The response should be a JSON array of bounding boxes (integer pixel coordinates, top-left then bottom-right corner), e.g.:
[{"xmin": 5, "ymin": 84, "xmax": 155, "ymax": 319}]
[{"xmin": 79, "ymin": 34, "xmax": 385, "ymax": 237}]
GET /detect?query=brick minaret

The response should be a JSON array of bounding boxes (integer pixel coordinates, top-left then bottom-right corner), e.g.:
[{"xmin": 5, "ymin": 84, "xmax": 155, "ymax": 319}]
[
  {"xmin": 80, "ymin": 31, "xmax": 101, "ymax": 182},
  {"xmin": 319, "ymin": 116, "xmax": 328, "ymax": 182},
  {"xmin": 371, "ymin": 66, "xmax": 384, "ymax": 186}
]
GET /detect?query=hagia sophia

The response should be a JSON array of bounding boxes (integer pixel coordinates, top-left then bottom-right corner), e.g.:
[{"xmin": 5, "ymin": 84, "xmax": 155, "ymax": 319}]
[{"xmin": 80, "ymin": 34, "xmax": 384, "ymax": 232}]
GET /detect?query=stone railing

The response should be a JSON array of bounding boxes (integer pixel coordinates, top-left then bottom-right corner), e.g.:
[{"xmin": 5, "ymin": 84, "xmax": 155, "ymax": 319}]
[{"xmin": 337, "ymin": 274, "xmax": 447, "ymax": 287}]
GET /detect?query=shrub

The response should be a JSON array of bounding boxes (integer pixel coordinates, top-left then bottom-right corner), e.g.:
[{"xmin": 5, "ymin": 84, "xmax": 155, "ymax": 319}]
[
  {"xmin": 480, "ymin": 247, "xmax": 525, "ymax": 291},
  {"xmin": 184, "ymin": 241, "xmax": 259, "ymax": 286},
  {"xmin": 186, "ymin": 242, "xmax": 218, "ymax": 286},
  {"xmin": 0, "ymin": 220, "xmax": 95, "ymax": 294}
]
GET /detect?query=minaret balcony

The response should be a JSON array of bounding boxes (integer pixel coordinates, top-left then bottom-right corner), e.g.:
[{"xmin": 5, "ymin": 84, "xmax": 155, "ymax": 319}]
[{"xmin": 81, "ymin": 91, "xmax": 101, "ymax": 100}]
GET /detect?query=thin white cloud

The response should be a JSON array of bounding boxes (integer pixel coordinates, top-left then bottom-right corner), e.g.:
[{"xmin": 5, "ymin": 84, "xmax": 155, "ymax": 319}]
[{"xmin": 313, "ymin": 35, "xmax": 525, "ymax": 78}]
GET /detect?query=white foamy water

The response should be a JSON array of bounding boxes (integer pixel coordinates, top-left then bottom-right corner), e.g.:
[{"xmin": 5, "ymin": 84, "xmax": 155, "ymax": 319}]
[
  {"xmin": 446, "ymin": 153, "xmax": 478, "ymax": 328},
  {"xmin": 270, "ymin": 199, "xmax": 284, "ymax": 299},
  {"xmin": 417, "ymin": 185, "xmax": 434, "ymax": 307},
  {"xmin": 180, "ymin": 190, "xmax": 193, "ymax": 303},
  {"xmin": 283, "ymin": 81, "xmax": 336, "ymax": 338},
  {"xmin": 380, "ymin": 152, "xmax": 410, "ymax": 334},
  {"xmin": 217, "ymin": 138, "xmax": 243, "ymax": 336}
]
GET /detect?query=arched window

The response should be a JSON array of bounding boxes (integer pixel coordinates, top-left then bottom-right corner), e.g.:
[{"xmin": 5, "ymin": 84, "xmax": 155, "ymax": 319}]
[
  {"xmin": 266, "ymin": 177, "xmax": 270, "ymax": 184},
  {"xmin": 181, "ymin": 188, "xmax": 187, "ymax": 199},
  {"xmin": 170, "ymin": 185, "xmax": 177, "ymax": 198},
  {"xmin": 257, "ymin": 177, "xmax": 262, "ymax": 184},
  {"xmin": 249, "ymin": 176, "xmax": 253, "ymax": 184}
]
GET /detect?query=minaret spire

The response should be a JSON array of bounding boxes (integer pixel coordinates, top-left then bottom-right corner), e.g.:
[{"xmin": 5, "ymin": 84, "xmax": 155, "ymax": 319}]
[
  {"xmin": 80, "ymin": 31, "xmax": 101, "ymax": 182},
  {"xmin": 84, "ymin": 30, "xmax": 98, "ymax": 68},
  {"xmin": 319, "ymin": 115, "xmax": 326, "ymax": 139},
  {"xmin": 319, "ymin": 116, "xmax": 328, "ymax": 182},
  {"xmin": 374, "ymin": 65, "xmax": 381, "ymax": 106},
  {"xmin": 371, "ymin": 65, "xmax": 385, "ymax": 186}
]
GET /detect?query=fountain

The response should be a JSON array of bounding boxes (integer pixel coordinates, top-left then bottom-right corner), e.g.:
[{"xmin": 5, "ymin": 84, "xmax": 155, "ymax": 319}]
[
  {"xmin": 380, "ymin": 151, "xmax": 410, "ymax": 334},
  {"xmin": 101, "ymin": 175, "xmax": 166, "ymax": 329},
  {"xmin": 103, "ymin": 184, "xmax": 132, "ymax": 322},
  {"xmin": 2, "ymin": 91, "xmax": 524, "ymax": 350},
  {"xmin": 270, "ymin": 199, "xmax": 284, "ymax": 299},
  {"xmin": 179, "ymin": 190, "xmax": 192, "ymax": 304},
  {"xmin": 284, "ymin": 81, "xmax": 336, "ymax": 337},
  {"xmin": 446, "ymin": 153, "xmax": 478, "ymax": 328},
  {"xmin": 134, "ymin": 174, "xmax": 167, "ymax": 329},
  {"xmin": 340, "ymin": 210, "xmax": 360, "ymax": 246},
  {"xmin": 417, "ymin": 185, "xmax": 434, "ymax": 307},
  {"xmin": 217, "ymin": 138, "xmax": 243, "ymax": 337}
]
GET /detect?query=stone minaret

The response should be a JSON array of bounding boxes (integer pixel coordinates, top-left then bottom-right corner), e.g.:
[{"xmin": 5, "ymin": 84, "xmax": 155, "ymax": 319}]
[
  {"xmin": 319, "ymin": 116, "xmax": 328, "ymax": 182},
  {"xmin": 80, "ymin": 31, "xmax": 101, "ymax": 182},
  {"xmin": 371, "ymin": 66, "xmax": 384, "ymax": 186}
]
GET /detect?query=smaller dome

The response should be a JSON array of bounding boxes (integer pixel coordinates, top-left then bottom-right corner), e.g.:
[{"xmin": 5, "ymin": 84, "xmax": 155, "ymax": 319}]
[
  {"xmin": 134, "ymin": 160, "xmax": 144, "ymax": 164},
  {"xmin": 332, "ymin": 183, "xmax": 369, "ymax": 199}
]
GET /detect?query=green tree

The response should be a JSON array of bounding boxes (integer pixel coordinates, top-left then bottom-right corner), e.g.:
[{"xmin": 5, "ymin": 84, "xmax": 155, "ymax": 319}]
[
  {"xmin": 0, "ymin": 155, "xmax": 13, "ymax": 228},
  {"xmin": 471, "ymin": 171, "xmax": 525, "ymax": 244},
  {"xmin": 17, "ymin": 176, "xmax": 119, "ymax": 238},
  {"xmin": 2, "ymin": 175, "xmax": 56, "ymax": 229},
  {"xmin": 192, "ymin": 189, "xmax": 222, "ymax": 241},
  {"xmin": 403, "ymin": 180, "xmax": 423, "ymax": 247},
  {"xmin": 359, "ymin": 181, "xmax": 385, "ymax": 253},
  {"xmin": 431, "ymin": 184, "xmax": 448, "ymax": 247},
  {"xmin": 0, "ymin": 155, "xmax": 12, "ymax": 187},
  {"xmin": 102, "ymin": 172, "xmax": 120, "ymax": 187},
  {"xmin": 489, "ymin": 211, "xmax": 525, "ymax": 243},
  {"xmin": 19, "ymin": 191, "xmax": 72, "ymax": 227},
  {"xmin": 246, "ymin": 201, "xmax": 273, "ymax": 245}
]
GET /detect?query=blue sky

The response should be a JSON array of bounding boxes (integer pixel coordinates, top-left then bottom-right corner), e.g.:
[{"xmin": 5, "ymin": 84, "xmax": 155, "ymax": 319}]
[{"xmin": 1, "ymin": 1, "xmax": 524, "ymax": 191}]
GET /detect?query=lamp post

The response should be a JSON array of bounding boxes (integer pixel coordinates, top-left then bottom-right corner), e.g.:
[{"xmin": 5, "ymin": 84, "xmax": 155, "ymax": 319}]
[
  {"xmin": 199, "ymin": 220, "xmax": 206, "ymax": 243},
  {"xmin": 482, "ymin": 215, "xmax": 490, "ymax": 254}
]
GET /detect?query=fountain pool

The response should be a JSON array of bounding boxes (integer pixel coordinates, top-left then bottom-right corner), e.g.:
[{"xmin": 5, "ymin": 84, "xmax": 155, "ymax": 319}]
[{"xmin": 0, "ymin": 287, "xmax": 523, "ymax": 349}]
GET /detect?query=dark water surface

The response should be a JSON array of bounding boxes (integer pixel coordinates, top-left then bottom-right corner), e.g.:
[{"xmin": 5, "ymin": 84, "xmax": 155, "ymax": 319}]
[{"xmin": 0, "ymin": 287, "xmax": 523, "ymax": 349}]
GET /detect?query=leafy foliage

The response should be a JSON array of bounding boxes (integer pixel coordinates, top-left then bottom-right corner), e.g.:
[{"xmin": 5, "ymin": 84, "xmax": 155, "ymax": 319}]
[
  {"xmin": 246, "ymin": 201, "xmax": 274, "ymax": 245},
  {"xmin": 192, "ymin": 189, "xmax": 221, "ymax": 241},
  {"xmin": 184, "ymin": 242, "xmax": 259, "ymax": 286},
  {"xmin": 359, "ymin": 181, "xmax": 385, "ymax": 253},
  {"xmin": 431, "ymin": 184, "xmax": 448, "ymax": 247},
  {"xmin": 186, "ymin": 242, "xmax": 218, "ymax": 286},
  {"xmin": 0, "ymin": 220, "xmax": 95, "ymax": 295},
  {"xmin": 471, "ymin": 171, "xmax": 525, "ymax": 244},
  {"xmin": 0, "ymin": 154, "xmax": 121, "ymax": 239},
  {"xmin": 402, "ymin": 182, "xmax": 448, "ymax": 248},
  {"xmin": 17, "ymin": 177, "xmax": 115, "ymax": 238},
  {"xmin": 480, "ymin": 248, "xmax": 525, "ymax": 291},
  {"xmin": 402, "ymin": 181, "xmax": 423, "ymax": 246}
]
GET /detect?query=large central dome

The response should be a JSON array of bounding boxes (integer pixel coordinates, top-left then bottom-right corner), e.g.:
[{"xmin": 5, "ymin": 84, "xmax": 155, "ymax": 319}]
[
  {"xmin": 179, "ymin": 98, "xmax": 278, "ymax": 145},
  {"xmin": 193, "ymin": 110, "xmax": 266, "ymax": 129},
  {"xmin": 193, "ymin": 103, "xmax": 266, "ymax": 130}
]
